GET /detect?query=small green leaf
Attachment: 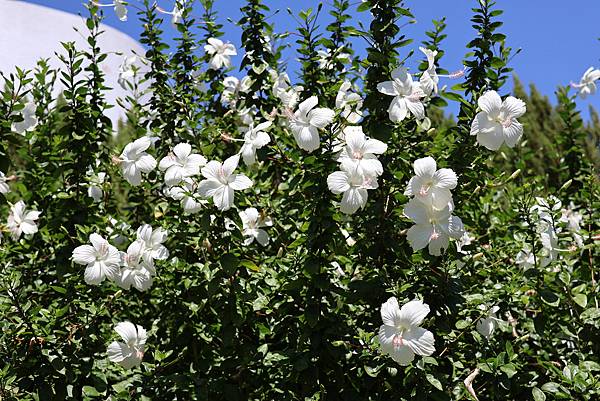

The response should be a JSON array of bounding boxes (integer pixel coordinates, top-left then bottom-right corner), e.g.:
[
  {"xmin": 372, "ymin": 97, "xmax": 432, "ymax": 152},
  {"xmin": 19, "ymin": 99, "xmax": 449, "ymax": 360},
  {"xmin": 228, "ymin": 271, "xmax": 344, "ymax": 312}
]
[
  {"xmin": 573, "ymin": 293, "xmax": 587, "ymax": 308},
  {"xmin": 532, "ymin": 387, "xmax": 546, "ymax": 401},
  {"xmin": 426, "ymin": 374, "xmax": 443, "ymax": 391}
]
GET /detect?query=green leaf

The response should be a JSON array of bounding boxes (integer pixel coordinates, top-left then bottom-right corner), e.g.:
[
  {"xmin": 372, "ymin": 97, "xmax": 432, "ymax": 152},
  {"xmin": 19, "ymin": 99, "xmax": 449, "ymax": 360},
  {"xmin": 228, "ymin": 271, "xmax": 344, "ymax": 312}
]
[
  {"xmin": 541, "ymin": 382, "xmax": 560, "ymax": 393},
  {"xmin": 220, "ymin": 253, "xmax": 239, "ymax": 275},
  {"xmin": 573, "ymin": 293, "xmax": 587, "ymax": 308},
  {"xmin": 532, "ymin": 387, "xmax": 546, "ymax": 401},
  {"xmin": 82, "ymin": 386, "xmax": 101, "ymax": 397},
  {"xmin": 500, "ymin": 363, "xmax": 517, "ymax": 378},
  {"xmin": 426, "ymin": 374, "xmax": 443, "ymax": 391},
  {"xmin": 240, "ymin": 259, "xmax": 260, "ymax": 272},
  {"xmin": 539, "ymin": 289, "xmax": 560, "ymax": 307}
]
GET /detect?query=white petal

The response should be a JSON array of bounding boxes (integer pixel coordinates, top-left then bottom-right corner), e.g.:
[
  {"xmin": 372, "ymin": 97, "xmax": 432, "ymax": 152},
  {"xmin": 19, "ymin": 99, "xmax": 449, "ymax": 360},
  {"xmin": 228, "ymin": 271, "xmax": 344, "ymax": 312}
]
[
  {"xmin": 255, "ymin": 229, "xmax": 269, "ymax": 246},
  {"xmin": 388, "ymin": 97, "xmax": 408, "ymax": 122},
  {"xmin": 213, "ymin": 186, "xmax": 234, "ymax": 211},
  {"xmin": 107, "ymin": 341, "xmax": 128, "ymax": 363},
  {"xmin": 198, "ymin": 180, "xmax": 222, "ymax": 197},
  {"xmin": 433, "ymin": 168, "xmax": 457, "ymax": 189},
  {"xmin": 478, "ymin": 90, "xmax": 502, "ymax": 115},
  {"xmin": 403, "ymin": 327, "xmax": 435, "ymax": 356},
  {"xmin": 340, "ymin": 188, "xmax": 367, "ymax": 214},
  {"xmin": 428, "ymin": 232, "xmax": 449, "ymax": 256},
  {"xmin": 294, "ymin": 126, "xmax": 320, "ymax": 152},
  {"xmin": 413, "ymin": 157, "xmax": 437, "ymax": 177},
  {"xmin": 72, "ymin": 245, "xmax": 96, "ymax": 265},
  {"xmin": 136, "ymin": 154, "xmax": 157, "ymax": 173},
  {"xmin": 405, "ymin": 99, "xmax": 425, "ymax": 120},
  {"xmin": 407, "ymin": 224, "xmax": 434, "ymax": 251},
  {"xmin": 363, "ymin": 139, "xmax": 387, "ymax": 155},
  {"xmin": 20, "ymin": 221, "xmax": 38, "ymax": 235},
  {"xmin": 477, "ymin": 124, "xmax": 505, "ymax": 150},
  {"xmin": 502, "ymin": 96, "xmax": 526, "ymax": 119},
  {"xmin": 403, "ymin": 198, "xmax": 430, "ymax": 224},
  {"xmin": 222, "ymin": 154, "xmax": 240, "ymax": 177},
  {"xmin": 201, "ymin": 161, "xmax": 223, "ymax": 181},
  {"xmin": 502, "ymin": 121, "xmax": 523, "ymax": 148},
  {"xmin": 229, "ymin": 174, "xmax": 252, "ymax": 190},
  {"xmin": 377, "ymin": 81, "xmax": 398, "ymax": 96},
  {"xmin": 115, "ymin": 321, "xmax": 138, "ymax": 343},
  {"xmin": 84, "ymin": 262, "xmax": 107, "ymax": 285},
  {"xmin": 398, "ymin": 299, "xmax": 430, "ymax": 327},
  {"xmin": 308, "ymin": 108, "xmax": 335, "ymax": 129},
  {"xmin": 379, "ymin": 325, "xmax": 415, "ymax": 365},
  {"xmin": 327, "ymin": 171, "xmax": 350, "ymax": 194},
  {"xmin": 298, "ymin": 96, "xmax": 319, "ymax": 117},
  {"xmin": 173, "ymin": 143, "xmax": 191, "ymax": 159},
  {"xmin": 253, "ymin": 131, "xmax": 271, "ymax": 148},
  {"xmin": 380, "ymin": 297, "xmax": 401, "ymax": 327}
]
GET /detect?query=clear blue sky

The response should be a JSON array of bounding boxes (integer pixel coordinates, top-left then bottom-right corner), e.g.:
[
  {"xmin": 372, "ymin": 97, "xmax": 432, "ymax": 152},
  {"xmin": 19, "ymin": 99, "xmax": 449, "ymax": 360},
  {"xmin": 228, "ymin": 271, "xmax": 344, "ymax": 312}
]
[{"xmin": 25, "ymin": 0, "xmax": 600, "ymax": 119}]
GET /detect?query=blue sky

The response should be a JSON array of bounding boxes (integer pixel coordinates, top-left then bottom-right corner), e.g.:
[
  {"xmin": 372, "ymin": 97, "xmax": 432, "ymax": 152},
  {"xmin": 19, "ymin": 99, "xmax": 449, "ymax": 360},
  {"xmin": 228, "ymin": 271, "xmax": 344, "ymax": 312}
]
[{"xmin": 25, "ymin": 0, "xmax": 600, "ymax": 119}]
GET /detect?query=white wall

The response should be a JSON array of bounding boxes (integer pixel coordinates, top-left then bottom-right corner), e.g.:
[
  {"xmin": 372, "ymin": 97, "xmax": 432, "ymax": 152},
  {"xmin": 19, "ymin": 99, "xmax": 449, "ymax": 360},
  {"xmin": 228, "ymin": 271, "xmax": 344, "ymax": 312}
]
[{"xmin": 0, "ymin": 0, "xmax": 145, "ymax": 128}]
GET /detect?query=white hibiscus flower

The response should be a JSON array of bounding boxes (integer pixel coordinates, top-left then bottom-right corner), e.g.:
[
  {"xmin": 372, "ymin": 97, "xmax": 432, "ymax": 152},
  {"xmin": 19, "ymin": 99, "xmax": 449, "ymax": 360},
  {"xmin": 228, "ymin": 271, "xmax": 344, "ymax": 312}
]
[
  {"xmin": 136, "ymin": 224, "xmax": 169, "ymax": 264},
  {"xmin": 377, "ymin": 67, "xmax": 426, "ymax": 122},
  {"xmin": 87, "ymin": 170, "xmax": 106, "ymax": 203},
  {"xmin": 107, "ymin": 321, "xmax": 147, "ymax": 369},
  {"xmin": 117, "ymin": 240, "xmax": 155, "ymax": 292},
  {"xmin": 7, "ymin": 200, "xmax": 41, "ymax": 240},
  {"xmin": 164, "ymin": 178, "xmax": 206, "ymax": 214},
  {"xmin": 572, "ymin": 66, "xmax": 600, "ymax": 99},
  {"xmin": 404, "ymin": 198, "xmax": 464, "ymax": 256},
  {"xmin": 515, "ymin": 247, "xmax": 535, "ymax": 269},
  {"xmin": 12, "ymin": 100, "xmax": 38, "ymax": 135},
  {"xmin": 239, "ymin": 207, "xmax": 272, "ymax": 246},
  {"xmin": 476, "ymin": 305, "xmax": 501, "ymax": 339},
  {"xmin": 404, "ymin": 156, "xmax": 457, "ymax": 210},
  {"xmin": 72, "ymin": 233, "xmax": 121, "ymax": 285},
  {"xmin": 419, "ymin": 46, "xmax": 439, "ymax": 96},
  {"xmin": 118, "ymin": 136, "xmax": 157, "ymax": 186},
  {"xmin": 197, "ymin": 154, "xmax": 253, "ymax": 211},
  {"xmin": 204, "ymin": 38, "xmax": 237, "ymax": 70},
  {"xmin": 118, "ymin": 55, "xmax": 137, "ymax": 89},
  {"xmin": 239, "ymin": 121, "xmax": 272, "ymax": 166},
  {"xmin": 327, "ymin": 167, "xmax": 378, "ymax": 215},
  {"xmin": 378, "ymin": 297, "xmax": 435, "ymax": 365},
  {"xmin": 0, "ymin": 171, "xmax": 12, "ymax": 194},
  {"xmin": 222, "ymin": 76, "xmax": 252, "ymax": 106},
  {"xmin": 470, "ymin": 90, "xmax": 526, "ymax": 150},
  {"xmin": 114, "ymin": 0, "xmax": 128, "ymax": 21},
  {"xmin": 335, "ymin": 81, "xmax": 363, "ymax": 123},
  {"xmin": 159, "ymin": 143, "xmax": 207, "ymax": 186},
  {"xmin": 337, "ymin": 126, "xmax": 387, "ymax": 177},
  {"xmin": 287, "ymin": 96, "xmax": 335, "ymax": 152}
]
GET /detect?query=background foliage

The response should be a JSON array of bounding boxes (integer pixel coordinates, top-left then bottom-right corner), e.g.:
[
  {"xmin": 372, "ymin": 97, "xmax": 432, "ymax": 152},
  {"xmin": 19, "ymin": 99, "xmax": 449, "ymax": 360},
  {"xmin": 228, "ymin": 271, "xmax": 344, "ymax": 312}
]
[{"xmin": 1, "ymin": 0, "xmax": 598, "ymax": 400}]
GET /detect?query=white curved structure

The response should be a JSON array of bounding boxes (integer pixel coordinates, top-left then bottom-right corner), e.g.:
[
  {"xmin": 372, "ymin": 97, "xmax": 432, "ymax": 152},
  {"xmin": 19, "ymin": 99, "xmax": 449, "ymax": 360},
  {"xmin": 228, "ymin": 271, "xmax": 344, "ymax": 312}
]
[{"xmin": 0, "ymin": 0, "xmax": 145, "ymax": 128}]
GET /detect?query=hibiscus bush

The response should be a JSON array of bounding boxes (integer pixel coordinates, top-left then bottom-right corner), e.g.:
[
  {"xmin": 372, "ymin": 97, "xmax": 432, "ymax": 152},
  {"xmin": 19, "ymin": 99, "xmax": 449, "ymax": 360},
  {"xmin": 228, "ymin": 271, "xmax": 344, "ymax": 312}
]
[{"xmin": 1, "ymin": 0, "xmax": 599, "ymax": 400}]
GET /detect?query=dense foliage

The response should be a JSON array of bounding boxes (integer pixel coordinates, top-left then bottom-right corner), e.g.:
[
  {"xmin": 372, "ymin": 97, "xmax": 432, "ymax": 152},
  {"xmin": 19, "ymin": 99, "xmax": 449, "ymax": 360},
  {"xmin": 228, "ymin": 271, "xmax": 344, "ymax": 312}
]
[{"xmin": 1, "ymin": 1, "xmax": 599, "ymax": 400}]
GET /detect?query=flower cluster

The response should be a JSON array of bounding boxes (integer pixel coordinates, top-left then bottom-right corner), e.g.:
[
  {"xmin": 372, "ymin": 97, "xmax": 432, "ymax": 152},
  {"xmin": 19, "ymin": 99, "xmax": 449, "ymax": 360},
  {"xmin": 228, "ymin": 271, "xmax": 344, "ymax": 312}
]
[
  {"xmin": 327, "ymin": 126, "xmax": 387, "ymax": 214},
  {"xmin": 517, "ymin": 196, "xmax": 586, "ymax": 270},
  {"xmin": 403, "ymin": 157, "xmax": 464, "ymax": 256},
  {"xmin": 71, "ymin": 224, "xmax": 168, "ymax": 290}
]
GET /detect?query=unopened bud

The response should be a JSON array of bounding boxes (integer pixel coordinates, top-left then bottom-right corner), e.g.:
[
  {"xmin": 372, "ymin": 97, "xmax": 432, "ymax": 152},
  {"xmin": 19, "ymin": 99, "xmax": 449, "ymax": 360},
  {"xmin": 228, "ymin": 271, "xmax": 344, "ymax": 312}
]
[
  {"xmin": 508, "ymin": 169, "xmax": 521, "ymax": 181},
  {"xmin": 221, "ymin": 133, "xmax": 234, "ymax": 142},
  {"xmin": 559, "ymin": 179, "xmax": 572, "ymax": 192},
  {"xmin": 111, "ymin": 155, "xmax": 122, "ymax": 165}
]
